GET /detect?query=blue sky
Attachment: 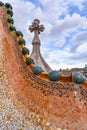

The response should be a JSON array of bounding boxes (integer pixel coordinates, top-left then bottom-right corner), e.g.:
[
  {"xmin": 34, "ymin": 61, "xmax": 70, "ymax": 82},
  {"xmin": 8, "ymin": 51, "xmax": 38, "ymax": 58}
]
[{"xmin": 3, "ymin": 0, "xmax": 87, "ymax": 70}]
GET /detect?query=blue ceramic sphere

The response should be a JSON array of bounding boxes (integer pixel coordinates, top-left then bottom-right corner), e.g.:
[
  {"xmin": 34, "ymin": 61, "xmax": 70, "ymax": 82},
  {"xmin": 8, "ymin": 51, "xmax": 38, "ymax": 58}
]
[
  {"xmin": 48, "ymin": 70, "xmax": 60, "ymax": 81},
  {"xmin": 33, "ymin": 66, "xmax": 43, "ymax": 75},
  {"xmin": 72, "ymin": 72, "xmax": 86, "ymax": 84}
]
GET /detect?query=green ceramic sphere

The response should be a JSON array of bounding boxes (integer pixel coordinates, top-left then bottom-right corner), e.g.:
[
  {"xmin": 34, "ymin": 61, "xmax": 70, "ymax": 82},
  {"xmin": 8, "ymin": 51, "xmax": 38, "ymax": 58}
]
[
  {"xmin": 22, "ymin": 47, "xmax": 29, "ymax": 55},
  {"xmin": 26, "ymin": 57, "xmax": 34, "ymax": 65},
  {"xmin": 7, "ymin": 9, "xmax": 13, "ymax": 17},
  {"xmin": 18, "ymin": 39, "xmax": 26, "ymax": 45},
  {"xmin": 5, "ymin": 3, "xmax": 12, "ymax": 10},
  {"xmin": 33, "ymin": 66, "xmax": 43, "ymax": 75},
  {"xmin": 7, "ymin": 17, "xmax": 14, "ymax": 24},
  {"xmin": 16, "ymin": 31, "xmax": 23, "ymax": 37},
  {"xmin": 72, "ymin": 72, "xmax": 86, "ymax": 84},
  {"xmin": 9, "ymin": 26, "xmax": 16, "ymax": 31},
  {"xmin": 48, "ymin": 70, "xmax": 60, "ymax": 81},
  {"xmin": 0, "ymin": 1, "xmax": 4, "ymax": 6}
]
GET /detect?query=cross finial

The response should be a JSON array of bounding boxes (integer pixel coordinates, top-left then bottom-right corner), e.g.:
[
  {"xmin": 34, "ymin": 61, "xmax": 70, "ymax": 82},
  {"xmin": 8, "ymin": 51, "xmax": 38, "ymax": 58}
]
[
  {"xmin": 29, "ymin": 19, "xmax": 45, "ymax": 34},
  {"xmin": 29, "ymin": 19, "xmax": 52, "ymax": 72},
  {"xmin": 29, "ymin": 19, "xmax": 45, "ymax": 45}
]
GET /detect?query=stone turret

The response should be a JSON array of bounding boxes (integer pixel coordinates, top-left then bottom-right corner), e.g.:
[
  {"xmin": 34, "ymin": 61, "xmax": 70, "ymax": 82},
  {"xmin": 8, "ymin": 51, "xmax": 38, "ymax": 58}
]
[
  {"xmin": 83, "ymin": 64, "xmax": 87, "ymax": 78},
  {"xmin": 29, "ymin": 19, "xmax": 52, "ymax": 73}
]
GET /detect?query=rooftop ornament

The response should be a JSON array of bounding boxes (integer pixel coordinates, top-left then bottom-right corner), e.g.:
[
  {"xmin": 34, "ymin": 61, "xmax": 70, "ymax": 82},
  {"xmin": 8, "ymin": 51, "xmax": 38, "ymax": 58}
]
[
  {"xmin": 29, "ymin": 19, "xmax": 52, "ymax": 73},
  {"xmin": 29, "ymin": 19, "xmax": 45, "ymax": 45}
]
